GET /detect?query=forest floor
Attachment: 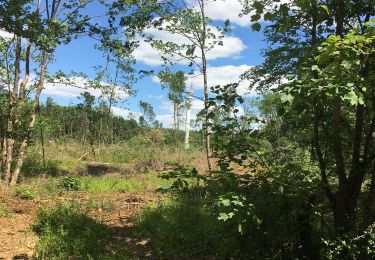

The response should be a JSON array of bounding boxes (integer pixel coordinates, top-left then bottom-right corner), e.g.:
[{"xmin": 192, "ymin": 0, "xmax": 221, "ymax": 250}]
[
  {"xmin": 0, "ymin": 142, "xmax": 208, "ymax": 259},
  {"xmin": 0, "ymin": 173, "xmax": 166, "ymax": 259}
]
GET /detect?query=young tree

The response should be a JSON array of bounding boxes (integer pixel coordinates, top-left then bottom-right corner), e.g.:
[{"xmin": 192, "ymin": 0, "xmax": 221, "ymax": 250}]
[
  {"xmin": 158, "ymin": 69, "xmax": 187, "ymax": 132},
  {"xmin": 242, "ymin": 0, "xmax": 375, "ymax": 234},
  {"xmin": 0, "ymin": 0, "xmax": 93, "ymax": 186},
  {"xmin": 139, "ymin": 101, "xmax": 160, "ymax": 128},
  {"xmin": 116, "ymin": 0, "xmax": 231, "ymax": 172}
]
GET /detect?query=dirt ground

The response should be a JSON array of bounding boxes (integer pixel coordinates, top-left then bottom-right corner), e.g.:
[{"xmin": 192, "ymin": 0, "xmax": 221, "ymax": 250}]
[{"xmin": 0, "ymin": 190, "xmax": 164, "ymax": 259}]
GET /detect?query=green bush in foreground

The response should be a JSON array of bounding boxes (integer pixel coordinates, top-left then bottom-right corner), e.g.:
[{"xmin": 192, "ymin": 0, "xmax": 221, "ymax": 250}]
[
  {"xmin": 134, "ymin": 191, "xmax": 248, "ymax": 259},
  {"xmin": 32, "ymin": 204, "xmax": 108, "ymax": 259}
]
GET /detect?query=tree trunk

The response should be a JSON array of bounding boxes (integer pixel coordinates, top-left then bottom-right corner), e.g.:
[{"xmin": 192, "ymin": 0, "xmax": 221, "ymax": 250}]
[
  {"xmin": 10, "ymin": 51, "xmax": 48, "ymax": 186},
  {"xmin": 199, "ymin": 0, "xmax": 212, "ymax": 173},
  {"xmin": 3, "ymin": 37, "xmax": 22, "ymax": 185}
]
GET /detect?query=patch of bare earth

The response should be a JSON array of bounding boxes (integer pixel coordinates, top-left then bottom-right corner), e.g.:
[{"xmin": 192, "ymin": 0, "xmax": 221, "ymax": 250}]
[
  {"xmin": 0, "ymin": 192, "xmax": 37, "ymax": 260},
  {"xmin": 0, "ymin": 190, "xmax": 164, "ymax": 259}
]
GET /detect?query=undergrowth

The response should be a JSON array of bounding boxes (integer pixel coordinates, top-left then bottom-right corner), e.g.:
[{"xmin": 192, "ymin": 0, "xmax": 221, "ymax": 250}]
[
  {"xmin": 32, "ymin": 203, "xmax": 109, "ymax": 259},
  {"xmin": 133, "ymin": 190, "xmax": 250, "ymax": 259}
]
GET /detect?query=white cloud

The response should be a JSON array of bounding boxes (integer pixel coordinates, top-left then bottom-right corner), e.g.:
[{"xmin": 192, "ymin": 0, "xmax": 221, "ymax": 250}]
[
  {"xmin": 133, "ymin": 41, "xmax": 165, "ymax": 66},
  {"xmin": 111, "ymin": 107, "xmax": 140, "ymax": 120},
  {"xmin": 189, "ymin": 0, "xmax": 294, "ymax": 27},
  {"xmin": 148, "ymin": 94, "xmax": 164, "ymax": 100},
  {"xmin": 155, "ymin": 98, "xmax": 204, "ymax": 128},
  {"xmin": 0, "ymin": 29, "xmax": 13, "ymax": 39},
  {"xmin": 134, "ymin": 25, "xmax": 246, "ymax": 66},
  {"xmin": 186, "ymin": 64, "xmax": 256, "ymax": 96},
  {"xmin": 156, "ymin": 114, "xmax": 174, "ymax": 128},
  {"xmin": 201, "ymin": 0, "xmax": 252, "ymax": 27},
  {"xmin": 43, "ymin": 77, "xmax": 129, "ymax": 100}
]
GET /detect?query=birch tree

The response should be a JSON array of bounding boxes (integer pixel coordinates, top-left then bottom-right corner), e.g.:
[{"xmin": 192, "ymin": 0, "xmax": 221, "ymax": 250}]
[
  {"xmin": 158, "ymin": 69, "xmax": 186, "ymax": 132},
  {"xmin": 0, "ymin": 0, "xmax": 93, "ymax": 186},
  {"xmin": 117, "ymin": 0, "xmax": 230, "ymax": 172}
]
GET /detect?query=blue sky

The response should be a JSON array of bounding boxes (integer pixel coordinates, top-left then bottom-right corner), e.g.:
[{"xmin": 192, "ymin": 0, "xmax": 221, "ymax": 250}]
[{"xmin": 41, "ymin": 0, "xmax": 267, "ymax": 127}]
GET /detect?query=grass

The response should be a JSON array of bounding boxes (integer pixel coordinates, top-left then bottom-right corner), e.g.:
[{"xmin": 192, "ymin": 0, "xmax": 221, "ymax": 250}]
[
  {"xmin": 12, "ymin": 172, "xmax": 171, "ymax": 199},
  {"xmin": 33, "ymin": 203, "xmax": 109, "ymax": 259},
  {"xmin": 133, "ymin": 190, "xmax": 249, "ymax": 259},
  {"xmin": 79, "ymin": 173, "xmax": 170, "ymax": 193},
  {"xmin": 0, "ymin": 201, "xmax": 8, "ymax": 217},
  {"xmin": 14, "ymin": 186, "xmax": 36, "ymax": 200}
]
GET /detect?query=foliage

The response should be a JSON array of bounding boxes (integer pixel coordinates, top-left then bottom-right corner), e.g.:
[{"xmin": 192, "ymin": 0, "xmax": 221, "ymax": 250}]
[
  {"xmin": 322, "ymin": 223, "xmax": 375, "ymax": 259},
  {"xmin": 158, "ymin": 69, "xmax": 187, "ymax": 131},
  {"xmin": 139, "ymin": 101, "xmax": 161, "ymax": 128},
  {"xmin": 216, "ymin": 193, "xmax": 261, "ymax": 235},
  {"xmin": 33, "ymin": 203, "xmax": 109, "ymax": 259},
  {"xmin": 157, "ymin": 162, "xmax": 204, "ymax": 193},
  {"xmin": 134, "ymin": 192, "xmax": 251, "ymax": 259},
  {"xmin": 14, "ymin": 186, "xmax": 35, "ymax": 200},
  {"xmin": 57, "ymin": 176, "xmax": 81, "ymax": 191},
  {"xmin": 0, "ymin": 201, "xmax": 8, "ymax": 217}
]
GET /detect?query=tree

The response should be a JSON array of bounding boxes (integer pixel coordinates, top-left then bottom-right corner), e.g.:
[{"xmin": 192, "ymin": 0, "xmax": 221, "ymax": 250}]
[
  {"xmin": 241, "ymin": 0, "xmax": 375, "ymax": 234},
  {"xmin": 139, "ymin": 101, "xmax": 161, "ymax": 128},
  {"xmin": 0, "ymin": 0, "xmax": 93, "ymax": 186},
  {"xmin": 158, "ymin": 69, "xmax": 187, "ymax": 132},
  {"xmin": 117, "ymin": 0, "xmax": 231, "ymax": 172}
]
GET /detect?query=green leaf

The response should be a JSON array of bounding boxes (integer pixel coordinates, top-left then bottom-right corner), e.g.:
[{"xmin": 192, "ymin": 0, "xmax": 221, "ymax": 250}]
[
  {"xmin": 238, "ymin": 223, "xmax": 243, "ymax": 234},
  {"xmin": 218, "ymin": 213, "xmax": 229, "ymax": 221},
  {"xmin": 251, "ymin": 23, "xmax": 261, "ymax": 32}
]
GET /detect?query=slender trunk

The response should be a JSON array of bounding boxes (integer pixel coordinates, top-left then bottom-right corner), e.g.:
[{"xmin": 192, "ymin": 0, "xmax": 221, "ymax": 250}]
[
  {"xmin": 40, "ymin": 123, "xmax": 46, "ymax": 168},
  {"xmin": 173, "ymin": 104, "xmax": 177, "ymax": 132},
  {"xmin": 364, "ymin": 162, "xmax": 375, "ymax": 225},
  {"xmin": 4, "ymin": 37, "xmax": 22, "ymax": 184},
  {"xmin": 199, "ymin": 0, "xmax": 212, "ymax": 173},
  {"xmin": 10, "ymin": 51, "xmax": 48, "ymax": 186},
  {"xmin": 331, "ymin": 0, "xmax": 354, "ymax": 234}
]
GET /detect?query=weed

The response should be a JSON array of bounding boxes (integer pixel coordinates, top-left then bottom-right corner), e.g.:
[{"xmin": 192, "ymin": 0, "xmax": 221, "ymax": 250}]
[
  {"xmin": 79, "ymin": 173, "xmax": 169, "ymax": 194},
  {"xmin": 14, "ymin": 186, "xmax": 36, "ymax": 200},
  {"xmin": 134, "ymin": 191, "xmax": 246, "ymax": 259},
  {"xmin": 33, "ymin": 203, "xmax": 109, "ymax": 259},
  {"xmin": 84, "ymin": 197, "xmax": 98, "ymax": 211},
  {"xmin": 57, "ymin": 176, "xmax": 81, "ymax": 191},
  {"xmin": 0, "ymin": 202, "xmax": 8, "ymax": 217}
]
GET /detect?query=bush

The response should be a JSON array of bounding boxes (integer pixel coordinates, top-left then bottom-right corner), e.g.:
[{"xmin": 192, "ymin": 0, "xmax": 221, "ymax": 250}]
[
  {"xmin": 322, "ymin": 223, "xmax": 375, "ymax": 259},
  {"xmin": 14, "ymin": 186, "xmax": 36, "ymax": 200},
  {"xmin": 33, "ymin": 203, "xmax": 109, "ymax": 259},
  {"xmin": 57, "ymin": 176, "xmax": 81, "ymax": 191},
  {"xmin": 134, "ymin": 191, "xmax": 249, "ymax": 259}
]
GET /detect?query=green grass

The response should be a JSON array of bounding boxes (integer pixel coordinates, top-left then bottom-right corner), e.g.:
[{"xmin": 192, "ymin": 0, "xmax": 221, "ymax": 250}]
[
  {"xmin": 13, "ymin": 171, "xmax": 171, "ymax": 198},
  {"xmin": 78, "ymin": 173, "xmax": 170, "ymax": 194},
  {"xmin": 0, "ymin": 201, "xmax": 8, "ymax": 217},
  {"xmin": 133, "ymin": 191, "xmax": 248, "ymax": 259},
  {"xmin": 14, "ymin": 186, "xmax": 36, "ymax": 200},
  {"xmin": 33, "ymin": 203, "xmax": 109, "ymax": 259}
]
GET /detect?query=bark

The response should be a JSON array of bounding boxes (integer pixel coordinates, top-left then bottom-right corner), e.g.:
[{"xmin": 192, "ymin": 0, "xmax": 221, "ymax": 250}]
[
  {"xmin": 10, "ymin": 51, "xmax": 48, "ymax": 186},
  {"xmin": 364, "ymin": 162, "xmax": 375, "ymax": 225},
  {"xmin": 3, "ymin": 37, "xmax": 22, "ymax": 184},
  {"xmin": 199, "ymin": 0, "xmax": 212, "ymax": 173}
]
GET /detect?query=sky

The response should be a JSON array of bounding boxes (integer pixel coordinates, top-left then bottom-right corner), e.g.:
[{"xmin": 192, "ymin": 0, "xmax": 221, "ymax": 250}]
[{"xmin": 40, "ymin": 0, "xmax": 267, "ymax": 128}]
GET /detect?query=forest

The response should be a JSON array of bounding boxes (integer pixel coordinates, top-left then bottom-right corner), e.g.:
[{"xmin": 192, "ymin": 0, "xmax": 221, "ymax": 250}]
[{"xmin": 0, "ymin": 0, "xmax": 374, "ymax": 259}]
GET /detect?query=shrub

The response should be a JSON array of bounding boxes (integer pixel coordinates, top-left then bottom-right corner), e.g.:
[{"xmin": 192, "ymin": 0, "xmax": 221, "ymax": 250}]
[
  {"xmin": 33, "ymin": 203, "xmax": 109, "ymax": 259},
  {"xmin": 57, "ymin": 176, "xmax": 81, "ymax": 191},
  {"xmin": 322, "ymin": 223, "xmax": 375, "ymax": 259},
  {"xmin": 134, "ymin": 191, "xmax": 249, "ymax": 259},
  {"xmin": 14, "ymin": 186, "xmax": 36, "ymax": 200}
]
